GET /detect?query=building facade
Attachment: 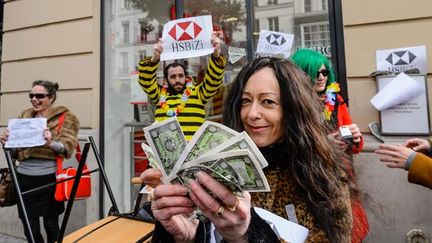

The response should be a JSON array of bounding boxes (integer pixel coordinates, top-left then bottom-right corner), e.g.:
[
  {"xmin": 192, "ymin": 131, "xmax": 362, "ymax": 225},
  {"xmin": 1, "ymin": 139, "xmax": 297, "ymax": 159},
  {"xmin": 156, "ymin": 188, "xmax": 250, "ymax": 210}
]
[{"xmin": 0, "ymin": 0, "xmax": 431, "ymax": 241}]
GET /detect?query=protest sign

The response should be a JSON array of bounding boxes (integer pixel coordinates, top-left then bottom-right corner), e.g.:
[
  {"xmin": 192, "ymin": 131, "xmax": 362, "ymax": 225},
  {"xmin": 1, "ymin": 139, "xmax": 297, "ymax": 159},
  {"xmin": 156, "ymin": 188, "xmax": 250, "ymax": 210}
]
[
  {"xmin": 161, "ymin": 15, "xmax": 214, "ymax": 61},
  {"xmin": 256, "ymin": 30, "xmax": 294, "ymax": 58},
  {"xmin": 5, "ymin": 118, "xmax": 47, "ymax": 148}
]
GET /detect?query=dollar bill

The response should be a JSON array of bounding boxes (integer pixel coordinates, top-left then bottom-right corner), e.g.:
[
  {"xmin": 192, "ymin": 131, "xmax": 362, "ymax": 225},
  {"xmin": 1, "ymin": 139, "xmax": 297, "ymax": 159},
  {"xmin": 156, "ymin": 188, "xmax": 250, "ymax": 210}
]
[
  {"xmin": 143, "ymin": 117, "xmax": 187, "ymax": 178},
  {"xmin": 172, "ymin": 121, "xmax": 239, "ymax": 176},
  {"xmin": 183, "ymin": 150, "xmax": 270, "ymax": 192},
  {"xmin": 141, "ymin": 142, "xmax": 160, "ymax": 171},
  {"xmin": 200, "ymin": 131, "xmax": 268, "ymax": 168},
  {"xmin": 177, "ymin": 164, "xmax": 243, "ymax": 196},
  {"xmin": 368, "ymin": 122, "xmax": 385, "ymax": 143}
]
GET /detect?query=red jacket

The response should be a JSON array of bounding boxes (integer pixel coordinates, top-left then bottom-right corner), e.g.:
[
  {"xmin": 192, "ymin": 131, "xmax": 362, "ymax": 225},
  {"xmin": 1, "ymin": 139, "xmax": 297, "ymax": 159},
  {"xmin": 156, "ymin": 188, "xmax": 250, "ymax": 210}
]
[{"xmin": 335, "ymin": 94, "xmax": 364, "ymax": 154}]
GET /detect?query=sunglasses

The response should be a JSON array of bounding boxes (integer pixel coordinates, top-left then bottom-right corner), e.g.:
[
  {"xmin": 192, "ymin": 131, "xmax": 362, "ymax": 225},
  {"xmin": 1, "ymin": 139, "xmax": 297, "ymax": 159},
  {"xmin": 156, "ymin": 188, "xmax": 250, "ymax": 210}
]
[
  {"xmin": 316, "ymin": 69, "xmax": 330, "ymax": 78},
  {"xmin": 29, "ymin": 93, "xmax": 50, "ymax": 99}
]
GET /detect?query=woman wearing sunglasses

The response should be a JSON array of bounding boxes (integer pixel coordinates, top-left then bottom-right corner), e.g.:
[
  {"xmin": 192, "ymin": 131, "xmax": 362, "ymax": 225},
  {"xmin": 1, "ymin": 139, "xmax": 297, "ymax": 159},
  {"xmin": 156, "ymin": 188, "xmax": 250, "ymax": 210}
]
[
  {"xmin": 0, "ymin": 80, "xmax": 79, "ymax": 243},
  {"xmin": 291, "ymin": 49, "xmax": 368, "ymax": 243}
]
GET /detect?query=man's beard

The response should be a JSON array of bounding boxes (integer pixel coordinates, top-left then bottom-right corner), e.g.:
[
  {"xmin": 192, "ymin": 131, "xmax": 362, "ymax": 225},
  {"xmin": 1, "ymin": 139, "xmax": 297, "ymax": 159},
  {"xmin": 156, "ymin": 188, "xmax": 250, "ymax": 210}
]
[{"xmin": 168, "ymin": 83, "xmax": 186, "ymax": 95}]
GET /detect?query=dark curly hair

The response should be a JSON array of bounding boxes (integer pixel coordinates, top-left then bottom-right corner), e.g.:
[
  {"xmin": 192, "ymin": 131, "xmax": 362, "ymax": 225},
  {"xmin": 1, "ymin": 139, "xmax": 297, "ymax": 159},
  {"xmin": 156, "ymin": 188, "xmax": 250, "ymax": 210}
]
[{"xmin": 223, "ymin": 57, "xmax": 354, "ymax": 242}]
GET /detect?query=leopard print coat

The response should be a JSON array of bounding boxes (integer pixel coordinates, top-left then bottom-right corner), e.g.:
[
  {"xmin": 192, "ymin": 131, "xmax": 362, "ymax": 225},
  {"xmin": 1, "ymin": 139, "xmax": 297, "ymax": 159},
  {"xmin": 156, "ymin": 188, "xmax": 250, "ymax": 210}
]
[{"xmin": 251, "ymin": 146, "xmax": 353, "ymax": 243}]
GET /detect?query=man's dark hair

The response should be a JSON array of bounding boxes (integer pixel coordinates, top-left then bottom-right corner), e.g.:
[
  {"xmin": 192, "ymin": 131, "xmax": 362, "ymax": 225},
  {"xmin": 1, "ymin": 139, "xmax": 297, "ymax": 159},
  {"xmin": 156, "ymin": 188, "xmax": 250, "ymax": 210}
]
[{"xmin": 163, "ymin": 62, "xmax": 188, "ymax": 79}]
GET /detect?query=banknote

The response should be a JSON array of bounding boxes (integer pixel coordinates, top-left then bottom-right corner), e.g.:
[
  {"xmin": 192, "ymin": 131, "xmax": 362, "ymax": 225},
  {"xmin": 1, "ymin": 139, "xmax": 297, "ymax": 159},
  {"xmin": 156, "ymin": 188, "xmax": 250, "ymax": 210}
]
[
  {"xmin": 141, "ymin": 142, "xmax": 160, "ymax": 171},
  {"xmin": 368, "ymin": 122, "xmax": 385, "ymax": 143},
  {"xmin": 143, "ymin": 117, "xmax": 187, "ymax": 178},
  {"xmin": 182, "ymin": 150, "xmax": 270, "ymax": 192},
  {"xmin": 172, "ymin": 121, "xmax": 239, "ymax": 176},
  {"xmin": 200, "ymin": 131, "xmax": 268, "ymax": 168},
  {"xmin": 177, "ymin": 164, "xmax": 243, "ymax": 196}
]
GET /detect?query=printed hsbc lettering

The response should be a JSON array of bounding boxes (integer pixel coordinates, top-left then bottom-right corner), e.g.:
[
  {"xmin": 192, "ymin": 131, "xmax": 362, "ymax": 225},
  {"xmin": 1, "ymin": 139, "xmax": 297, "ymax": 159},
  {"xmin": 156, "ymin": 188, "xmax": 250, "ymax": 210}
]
[
  {"xmin": 264, "ymin": 44, "xmax": 285, "ymax": 51},
  {"xmin": 171, "ymin": 40, "xmax": 204, "ymax": 52}
]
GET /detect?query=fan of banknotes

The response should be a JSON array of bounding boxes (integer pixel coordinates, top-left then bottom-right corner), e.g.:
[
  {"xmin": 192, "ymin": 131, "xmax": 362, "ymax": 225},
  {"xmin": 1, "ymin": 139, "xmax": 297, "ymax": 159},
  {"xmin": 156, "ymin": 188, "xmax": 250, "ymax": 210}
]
[{"xmin": 141, "ymin": 117, "xmax": 270, "ymax": 196}]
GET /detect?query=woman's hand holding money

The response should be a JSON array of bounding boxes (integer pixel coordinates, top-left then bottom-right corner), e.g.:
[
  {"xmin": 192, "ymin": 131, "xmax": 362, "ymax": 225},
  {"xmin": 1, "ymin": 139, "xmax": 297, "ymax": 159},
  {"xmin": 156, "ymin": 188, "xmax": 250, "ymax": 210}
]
[
  {"xmin": 188, "ymin": 171, "xmax": 250, "ymax": 243},
  {"xmin": 150, "ymin": 184, "xmax": 199, "ymax": 243}
]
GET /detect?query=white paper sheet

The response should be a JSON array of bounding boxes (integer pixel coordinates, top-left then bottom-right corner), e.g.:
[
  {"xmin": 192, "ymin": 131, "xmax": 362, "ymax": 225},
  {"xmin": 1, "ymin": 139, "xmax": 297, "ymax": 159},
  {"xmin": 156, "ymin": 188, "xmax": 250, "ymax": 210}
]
[
  {"xmin": 254, "ymin": 207, "xmax": 309, "ymax": 243},
  {"xmin": 160, "ymin": 15, "xmax": 214, "ymax": 61},
  {"xmin": 5, "ymin": 118, "xmax": 47, "ymax": 148},
  {"xmin": 370, "ymin": 72, "xmax": 424, "ymax": 111}
]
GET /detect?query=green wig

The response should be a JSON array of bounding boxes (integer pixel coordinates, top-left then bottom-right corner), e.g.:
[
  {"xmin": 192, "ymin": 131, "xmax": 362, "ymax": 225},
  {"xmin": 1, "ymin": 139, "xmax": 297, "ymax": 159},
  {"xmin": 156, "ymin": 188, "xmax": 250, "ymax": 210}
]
[{"xmin": 291, "ymin": 48, "xmax": 335, "ymax": 88}]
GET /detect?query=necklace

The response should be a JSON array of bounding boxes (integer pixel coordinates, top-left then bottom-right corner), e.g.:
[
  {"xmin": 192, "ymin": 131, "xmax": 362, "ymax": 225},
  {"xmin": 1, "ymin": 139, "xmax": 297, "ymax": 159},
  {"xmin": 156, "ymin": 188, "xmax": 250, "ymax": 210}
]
[
  {"xmin": 321, "ymin": 82, "xmax": 340, "ymax": 121},
  {"xmin": 159, "ymin": 79, "xmax": 193, "ymax": 117}
]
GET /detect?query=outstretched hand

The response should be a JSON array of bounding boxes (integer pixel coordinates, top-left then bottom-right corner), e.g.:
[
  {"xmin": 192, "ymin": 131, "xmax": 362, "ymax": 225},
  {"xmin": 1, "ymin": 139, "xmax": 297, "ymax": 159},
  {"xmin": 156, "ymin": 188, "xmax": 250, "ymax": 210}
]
[{"xmin": 375, "ymin": 144, "xmax": 415, "ymax": 169}]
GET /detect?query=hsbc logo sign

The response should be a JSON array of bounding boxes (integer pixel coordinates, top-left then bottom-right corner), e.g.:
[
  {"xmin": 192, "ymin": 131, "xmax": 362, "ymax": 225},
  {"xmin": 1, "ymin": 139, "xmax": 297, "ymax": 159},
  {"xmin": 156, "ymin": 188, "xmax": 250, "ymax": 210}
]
[
  {"xmin": 265, "ymin": 34, "xmax": 286, "ymax": 46},
  {"xmin": 385, "ymin": 51, "xmax": 417, "ymax": 66},
  {"xmin": 168, "ymin": 21, "xmax": 203, "ymax": 41},
  {"xmin": 160, "ymin": 15, "xmax": 214, "ymax": 61},
  {"xmin": 167, "ymin": 20, "xmax": 205, "ymax": 53}
]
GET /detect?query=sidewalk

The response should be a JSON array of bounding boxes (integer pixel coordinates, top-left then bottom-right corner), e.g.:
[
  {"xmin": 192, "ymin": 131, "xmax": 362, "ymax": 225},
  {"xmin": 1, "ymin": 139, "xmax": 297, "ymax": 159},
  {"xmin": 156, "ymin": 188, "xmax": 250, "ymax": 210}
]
[{"xmin": 0, "ymin": 233, "xmax": 26, "ymax": 243}]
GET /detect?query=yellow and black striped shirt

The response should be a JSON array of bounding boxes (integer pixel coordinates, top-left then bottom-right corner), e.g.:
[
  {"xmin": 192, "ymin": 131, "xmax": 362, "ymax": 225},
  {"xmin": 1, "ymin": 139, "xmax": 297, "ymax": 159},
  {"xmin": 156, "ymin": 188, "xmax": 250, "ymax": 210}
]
[{"xmin": 138, "ymin": 56, "xmax": 226, "ymax": 141}]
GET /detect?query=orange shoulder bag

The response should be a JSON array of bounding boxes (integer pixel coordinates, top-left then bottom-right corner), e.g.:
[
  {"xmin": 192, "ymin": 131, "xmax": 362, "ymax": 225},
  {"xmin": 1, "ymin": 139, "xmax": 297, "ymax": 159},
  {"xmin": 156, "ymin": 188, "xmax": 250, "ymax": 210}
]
[{"xmin": 54, "ymin": 113, "xmax": 91, "ymax": 202}]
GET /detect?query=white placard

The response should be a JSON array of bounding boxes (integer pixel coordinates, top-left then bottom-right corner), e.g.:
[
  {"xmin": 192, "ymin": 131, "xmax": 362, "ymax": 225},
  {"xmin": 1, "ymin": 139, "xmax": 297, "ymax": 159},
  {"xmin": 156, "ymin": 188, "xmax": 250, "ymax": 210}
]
[
  {"xmin": 377, "ymin": 74, "xmax": 430, "ymax": 135},
  {"xmin": 256, "ymin": 30, "xmax": 294, "ymax": 58},
  {"xmin": 160, "ymin": 15, "xmax": 214, "ymax": 61},
  {"xmin": 5, "ymin": 118, "xmax": 47, "ymax": 148},
  {"xmin": 370, "ymin": 72, "xmax": 424, "ymax": 111},
  {"xmin": 376, "ymin": 45, "xmax": 427, "ymax": 73}
]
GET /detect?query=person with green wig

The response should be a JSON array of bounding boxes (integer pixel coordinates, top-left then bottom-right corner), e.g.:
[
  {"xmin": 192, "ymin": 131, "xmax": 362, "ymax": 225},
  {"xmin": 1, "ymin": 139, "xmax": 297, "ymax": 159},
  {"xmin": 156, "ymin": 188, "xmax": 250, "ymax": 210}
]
[{"xmin": 291, "ymin": 48, "xmax": 369, "ymax": 243}]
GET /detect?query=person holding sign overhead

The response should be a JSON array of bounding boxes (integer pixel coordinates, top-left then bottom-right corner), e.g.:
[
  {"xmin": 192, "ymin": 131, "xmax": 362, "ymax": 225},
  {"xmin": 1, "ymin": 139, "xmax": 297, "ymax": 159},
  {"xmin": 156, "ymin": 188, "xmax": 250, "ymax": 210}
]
[
  {"xmin": 138, "ymin": 16, "xmax": 226, "ymax": 141},
  {"xmin": 140, "ymin": 57, "xmax": 354, "ymax": 242},
  {"xmin": 291, "ymin": 49, "xmax": 369, "ymax": 243},
  {"xmin": 0, "ymin": 80, "xmax": 79, "ymax": 243}
]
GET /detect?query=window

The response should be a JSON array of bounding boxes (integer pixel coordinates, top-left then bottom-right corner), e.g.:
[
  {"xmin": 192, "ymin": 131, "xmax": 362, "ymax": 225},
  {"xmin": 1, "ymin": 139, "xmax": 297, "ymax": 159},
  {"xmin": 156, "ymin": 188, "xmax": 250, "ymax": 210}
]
[
  {"xmin": 123, "ymin": 0, "xmax": 131, "ymax": 9},
  {"xmin": 138, "ymin": 19, "xmax": 155, "ymax": 43},
  {"xmin": 122, "ymin": 21, "xmax": 130, "ymax": 44},
  {"xmin": 322, "ymin": 0, "xmax": 328, "ymax": 11},
  {"xmin": 301, "ymin": 22, "xmax": 330, "ymax": 54},
  {"xmin": 268, "ymin": 17, "xmax": 279, "ymax": 31},
  {"xmin": 304, "ymin": 0, "xmax": 311, "ymax": 12},
  {"xmin": 267, "ymin": 0, "xmax": 277, "ymax": 5}
]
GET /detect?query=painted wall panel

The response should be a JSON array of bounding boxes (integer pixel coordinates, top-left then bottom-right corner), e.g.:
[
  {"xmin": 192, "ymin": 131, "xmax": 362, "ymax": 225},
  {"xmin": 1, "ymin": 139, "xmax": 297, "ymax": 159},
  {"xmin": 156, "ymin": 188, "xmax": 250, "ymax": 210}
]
[
  {"xmin": 3, "ymin": 0, "xmax": 93, "ymax": 31},
  {"xmin": 1, "ymin": 54, "xmax": 97, "ymax": 91},
  {"xmin": 343, "ymin": 0, "xmax": 432, "ymax": 25},
  {"xmin": 2, "ymin": 19, "xmax": 93, "ymax": 61}
]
